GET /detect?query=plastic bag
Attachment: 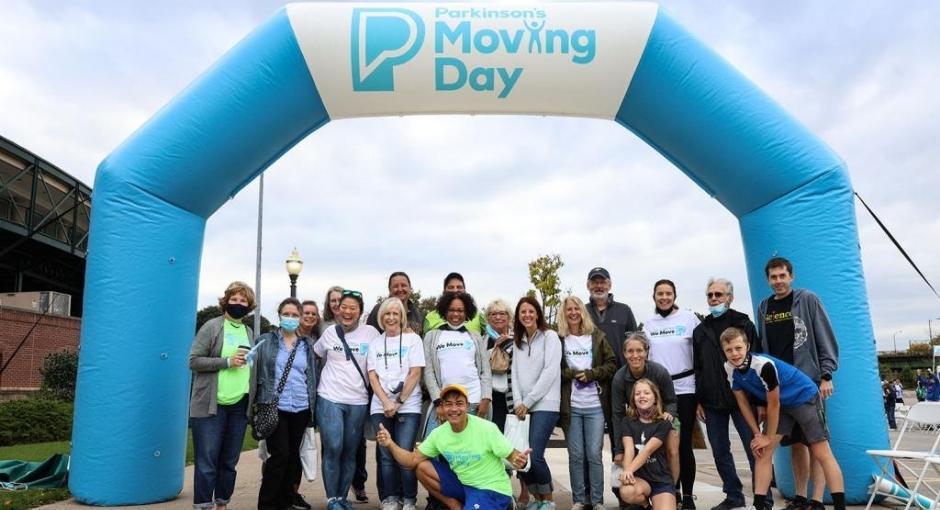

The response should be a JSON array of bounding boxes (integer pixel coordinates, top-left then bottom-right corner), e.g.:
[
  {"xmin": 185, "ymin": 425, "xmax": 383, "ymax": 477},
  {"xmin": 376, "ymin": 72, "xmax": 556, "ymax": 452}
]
[
  {"xmin": 502, "ymin": 415, "xmax": 531, "ymax": 472},
  {"xmin": 300, "ymin": 427, "xmax": 318, "ymax": 481}
]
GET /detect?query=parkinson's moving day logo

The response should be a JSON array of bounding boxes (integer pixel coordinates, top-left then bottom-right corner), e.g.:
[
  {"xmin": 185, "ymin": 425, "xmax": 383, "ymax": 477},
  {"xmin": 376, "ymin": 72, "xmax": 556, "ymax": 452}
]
[{"xmin": 351, "ymin": 6, "xmax": 597, "ymax": 98}]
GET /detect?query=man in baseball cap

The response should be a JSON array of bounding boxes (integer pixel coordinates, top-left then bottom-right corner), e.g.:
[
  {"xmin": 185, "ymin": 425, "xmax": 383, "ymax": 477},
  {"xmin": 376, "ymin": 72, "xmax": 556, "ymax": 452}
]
[{"xmin": 376, "ymin": 384, "xmax": 529, "ymax": 509}]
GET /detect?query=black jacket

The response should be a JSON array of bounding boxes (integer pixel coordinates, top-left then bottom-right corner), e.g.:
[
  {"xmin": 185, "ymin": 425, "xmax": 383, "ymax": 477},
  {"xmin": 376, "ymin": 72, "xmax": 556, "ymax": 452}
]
[
  {"xmin": 587, "ymin": 294, "xmax": 637, "ymax": 367},
  {"xmin": 691, "ymin": 308, "xmax": 759, "ymax": 409}
]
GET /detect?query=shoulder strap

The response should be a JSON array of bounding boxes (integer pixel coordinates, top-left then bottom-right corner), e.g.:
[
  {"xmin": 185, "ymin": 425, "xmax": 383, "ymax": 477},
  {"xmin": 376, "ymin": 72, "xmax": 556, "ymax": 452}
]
[
  {"xmin": 272, "ymin": 336, "xmax": 301, "ymax": 405},
  {"xmin": 335, "ymin": 324, "xmax": 370, "ymax": 391}
]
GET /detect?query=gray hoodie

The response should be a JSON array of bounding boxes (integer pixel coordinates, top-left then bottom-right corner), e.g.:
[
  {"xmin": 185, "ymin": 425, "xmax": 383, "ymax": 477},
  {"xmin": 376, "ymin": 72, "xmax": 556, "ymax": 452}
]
[
  {"xmin": 511, "ymin": 329, "xmax": 562, "ymax": 412},
  {"xmin": 757, "ymin": 288, "xmax": 839, "ymax": 382}
]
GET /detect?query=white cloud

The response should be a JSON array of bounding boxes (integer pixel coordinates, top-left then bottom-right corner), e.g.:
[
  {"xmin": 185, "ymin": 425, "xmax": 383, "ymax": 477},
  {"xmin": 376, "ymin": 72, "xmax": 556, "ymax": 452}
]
[{"xmin": 1, "ymin": 1, "xmax": 937, "ymax": 353}]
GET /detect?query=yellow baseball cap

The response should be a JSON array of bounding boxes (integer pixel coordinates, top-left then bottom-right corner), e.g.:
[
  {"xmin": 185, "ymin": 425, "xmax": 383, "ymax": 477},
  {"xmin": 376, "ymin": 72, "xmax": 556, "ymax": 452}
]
[{"xmin": 439, "ymin": 384, "xmax": 469, "ymax": 401}]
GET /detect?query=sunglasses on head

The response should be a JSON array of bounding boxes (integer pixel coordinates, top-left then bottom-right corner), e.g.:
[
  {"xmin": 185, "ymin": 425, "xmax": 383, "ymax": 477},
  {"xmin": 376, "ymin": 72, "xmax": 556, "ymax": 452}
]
[{"xmin": 342, "ymin": 290, "xmax": 362, "ymax": 298}]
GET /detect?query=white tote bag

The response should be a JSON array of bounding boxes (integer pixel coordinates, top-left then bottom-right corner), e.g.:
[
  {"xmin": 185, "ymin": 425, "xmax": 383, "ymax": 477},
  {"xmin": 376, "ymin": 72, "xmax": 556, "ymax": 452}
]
[
  {"xmin": 502, "ymin": 415, "xmax": 531, "ymax": 472},
  {"xmin": 300, "ymin": 427, "xmax": 318, "ymax": 481}
]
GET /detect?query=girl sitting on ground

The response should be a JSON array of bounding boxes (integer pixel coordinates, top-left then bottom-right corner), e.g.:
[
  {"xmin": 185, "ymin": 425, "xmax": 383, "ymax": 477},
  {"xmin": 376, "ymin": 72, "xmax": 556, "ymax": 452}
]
[{"xmin": 618, "ymin": 378, "xmax": 677, "ymax": 510}]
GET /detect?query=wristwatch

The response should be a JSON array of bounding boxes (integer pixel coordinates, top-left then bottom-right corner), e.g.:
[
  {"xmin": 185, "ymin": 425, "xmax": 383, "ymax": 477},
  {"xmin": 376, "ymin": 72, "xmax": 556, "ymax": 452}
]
[{"xmin": 820, "ymin": 373, "xmax": 832, "ymax": 381}]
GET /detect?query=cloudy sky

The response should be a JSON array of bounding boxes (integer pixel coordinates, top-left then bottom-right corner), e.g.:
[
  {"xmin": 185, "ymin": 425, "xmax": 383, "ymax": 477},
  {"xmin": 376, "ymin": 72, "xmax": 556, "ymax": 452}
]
[{"xmin": 1, "ymin": 1, "xmax": 938, "ymax": 351}]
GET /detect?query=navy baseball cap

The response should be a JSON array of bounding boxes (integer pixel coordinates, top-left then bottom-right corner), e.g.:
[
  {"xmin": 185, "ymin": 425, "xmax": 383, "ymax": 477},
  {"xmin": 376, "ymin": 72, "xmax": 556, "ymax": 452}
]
[{"xmin": 587, "ymin": 267, "xmax": 610, "ymax": 280}]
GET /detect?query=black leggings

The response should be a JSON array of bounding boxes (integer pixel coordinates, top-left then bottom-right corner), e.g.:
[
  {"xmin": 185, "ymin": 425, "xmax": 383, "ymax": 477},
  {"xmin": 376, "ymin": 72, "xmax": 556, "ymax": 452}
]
[{"xmin": 677, "ymin": 393, "xmax": 697, "ymax": 498}]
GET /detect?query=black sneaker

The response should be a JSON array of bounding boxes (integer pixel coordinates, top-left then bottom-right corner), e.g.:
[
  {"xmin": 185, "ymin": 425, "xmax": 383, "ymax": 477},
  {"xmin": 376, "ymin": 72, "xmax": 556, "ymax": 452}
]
[
  {"xmin": 784, "ymin": 498, "xmax": 809, "ymax": 510},
  {"xmin": 808, "ymin": 501, "xmax": 825, "ymax": 510},
  {"xmin": 711, "ymin": 499, "xmax": 746, "ymax": 510},
  {"xmin": 353, "ymin": 486, "xmax": 368, "ymax": 503},
  {"xmin": 681, "ymin": 495, "xmax": 697, "ymax": 510},
  {"xmin": 291, "ymin": 493, "xmax": 312, "ymax": 510}
]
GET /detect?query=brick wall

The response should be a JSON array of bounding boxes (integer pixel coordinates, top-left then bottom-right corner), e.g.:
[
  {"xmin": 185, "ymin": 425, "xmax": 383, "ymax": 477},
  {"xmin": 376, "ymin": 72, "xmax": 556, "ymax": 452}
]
[{"xmin": 0, "ymin": 308, "xmax": 80, "ymax": 390}]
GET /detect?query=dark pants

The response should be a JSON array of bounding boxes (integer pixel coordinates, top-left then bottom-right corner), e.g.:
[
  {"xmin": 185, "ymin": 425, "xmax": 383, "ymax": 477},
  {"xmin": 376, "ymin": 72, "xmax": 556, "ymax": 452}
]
[
  {"xmin": 353, "ymin": 436, "xmax": 368, "ymax": 491},
  {"xmin": 492, "ymin": 391, "xmax": 510, "ymax": 432},
  {"xmin": 703, "ymin": 405, "xmax": 772, "ymax": 505},
  {"xmin": 520, "ymin": 411, "xmax": 559, "ymax": 495},
  {"xmin": 885, "ymin": 399, "xmax": 897, "ymax": 429},
  {"xmin": 191, "ymin": 395, "xmax": 249, "ymax": 508},
  {"xmin": 677, "ymin": 394, "xmax": 697, "ymax": 498},
  {"xmin": 259, "ymin": 408, "xmax": 311, "ymax": 510}
]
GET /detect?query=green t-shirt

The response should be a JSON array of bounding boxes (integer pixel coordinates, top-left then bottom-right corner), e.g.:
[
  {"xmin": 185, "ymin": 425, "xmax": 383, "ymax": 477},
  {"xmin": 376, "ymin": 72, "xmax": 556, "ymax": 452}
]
[
  {"xmin": 418, "ymin": 414, "xmax": 513, "ymax": 496},
  {"xmin": 217, "ymin": 319, "xmax": 250, "ymax": 405},
  {"xmin": 423, "ymin": 310, "xmax": 487, "ymax": 335}
]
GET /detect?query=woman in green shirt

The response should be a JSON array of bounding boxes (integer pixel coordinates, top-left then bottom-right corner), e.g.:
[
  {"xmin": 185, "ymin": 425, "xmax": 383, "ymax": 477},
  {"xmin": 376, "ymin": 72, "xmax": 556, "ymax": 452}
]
[{"xmin": 188, "ymin": 281, "xmax": 257, "ymax": 510}]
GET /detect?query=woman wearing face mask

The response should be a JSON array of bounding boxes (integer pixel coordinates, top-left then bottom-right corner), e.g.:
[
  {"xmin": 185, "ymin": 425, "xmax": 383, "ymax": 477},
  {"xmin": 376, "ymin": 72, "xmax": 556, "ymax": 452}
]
[
  {"xmin": 512, "ymin": 296, "xmax": 562, "ymax": 510},
  {"xmin": 644, "ymin": 279, "xmax": 701, "ymax": 510},
  {"xmin": 189, "ymin": 281, "xmax": 257, "ymax": 510},
  {"xmin": 368, "ymin": 297, "xmax": 425, "ymax": 510},
  {"xmin": 314, "ymin": 290, "xmax": 379, "ymax": 510},
  {"xmin": 559, "ymin": 296, "xmax": 617, "ymax": 510},
  {"xmin": 253, "ymin": 297, "xmax": 319, "ymax": 510},
  {"xmin": 422, "ymin": 291, "xmax": 492, "ymax": 437}
]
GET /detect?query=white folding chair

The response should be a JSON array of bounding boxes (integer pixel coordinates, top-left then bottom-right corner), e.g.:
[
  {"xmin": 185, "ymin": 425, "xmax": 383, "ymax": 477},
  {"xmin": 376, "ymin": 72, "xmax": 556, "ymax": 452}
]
[{"xmin": 866, "ymin": 402, "xmax": 940, "ymax": 510}]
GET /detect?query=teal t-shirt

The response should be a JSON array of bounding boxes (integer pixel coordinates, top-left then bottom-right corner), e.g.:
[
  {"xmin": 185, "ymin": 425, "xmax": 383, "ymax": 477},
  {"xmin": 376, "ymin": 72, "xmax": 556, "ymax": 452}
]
[
  {"xmin": 217, "ymin": 319, "xmax": 250, "ymax": 405},
  {"xmin": 418, "ymin": 414, "xmax": 513, "ymax": 496}
]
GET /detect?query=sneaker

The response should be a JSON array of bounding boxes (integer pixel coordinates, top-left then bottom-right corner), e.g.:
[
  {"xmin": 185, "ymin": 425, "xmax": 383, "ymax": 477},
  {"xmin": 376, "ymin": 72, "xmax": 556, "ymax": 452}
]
[
  {"xmin": 381, "ymin": 497, "xmax": 403, "ymax": 510},
  {"xmin": 327, "ymin": 499, "xmax": 344, "ymax": 510},
  {"xmin": 572, "ymin": 504, "xmax": 586, "ymax": 510},
  {"xmin": 291, "ymin": 492, "xmax": 312, "ymax": 510},
  {"xmin": 784, "ymin": 498, "xmax": 809, "ymax": 510},
  {"xmin": 403, "ymin": 499, "xmax": 418, "ymax": 510},
  {"xmin": 340, "ymin": 499, "xmax": 356, "ymax": 510},
  {"xmin": 539, "ymin": 502, "xmax": 557, "ymax": 510},
  {"xmin": 353, "ymin": 487, "xmax": 369, "ymax": 503},
  {"xmin": 681, "ymin": 495, "xmax": 697, "ymax": 510},
  {"xmin": 593, "ymin": 504, "xmax": 607, "ymax": 510},
  {"xmin": 711, "ymin": 499, "xmax": 746, "ymax": 510},
  {"xmin": 808, "ymin": 501, "xmax": 825, "ymax": 510}
]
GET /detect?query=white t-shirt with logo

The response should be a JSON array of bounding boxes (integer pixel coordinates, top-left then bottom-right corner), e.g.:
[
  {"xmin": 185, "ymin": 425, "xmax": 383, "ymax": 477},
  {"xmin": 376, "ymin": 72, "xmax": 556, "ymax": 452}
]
[
  {"xmin": 368, "ymin": 331, "xmax": 426, "ymax": 414},
  {"xmin": 564, "ymin": 334, "xmax": 601, "ymax": 409},
  {"xmin": 644, "ymin": 310, "xmax": 700, "ymax": 395},
  {"xmin": 314, "ymin": 324, "xmax": 377, "ymax": 405},
  {"xmin": 434, "ymin": 330, "xmax": 481, "ymax": 403}
]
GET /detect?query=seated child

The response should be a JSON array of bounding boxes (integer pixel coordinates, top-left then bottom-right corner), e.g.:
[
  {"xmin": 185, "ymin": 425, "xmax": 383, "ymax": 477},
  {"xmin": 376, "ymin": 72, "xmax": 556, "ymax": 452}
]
[
  {"xmin": 618, "ymin": 378, "xmax": 677, "ymax": 510},
  {"xmin": 720, "ymin": 327, "xmax": 846, "ymax": 510}
]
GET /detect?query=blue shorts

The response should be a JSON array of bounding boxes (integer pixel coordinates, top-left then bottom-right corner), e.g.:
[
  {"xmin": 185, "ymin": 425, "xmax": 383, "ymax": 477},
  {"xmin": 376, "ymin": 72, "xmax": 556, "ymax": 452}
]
[
  {"xmin": 649, "ymin": 481, "xmax": 676, "ymax": 497},
  {"xmin": 432, "ymin": 458, "xmax": 513, "ymax": 509}
]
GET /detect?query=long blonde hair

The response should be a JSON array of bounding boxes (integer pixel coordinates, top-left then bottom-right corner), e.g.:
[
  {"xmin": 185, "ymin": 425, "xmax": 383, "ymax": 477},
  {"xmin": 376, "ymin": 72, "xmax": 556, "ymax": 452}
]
[
  {"xmin": 626, "ymin": 378, "xmax": 666, "ymax": 421},
  {"xmin": 557, "ymin": 295, "xmax": 596, "ymax": 337}
]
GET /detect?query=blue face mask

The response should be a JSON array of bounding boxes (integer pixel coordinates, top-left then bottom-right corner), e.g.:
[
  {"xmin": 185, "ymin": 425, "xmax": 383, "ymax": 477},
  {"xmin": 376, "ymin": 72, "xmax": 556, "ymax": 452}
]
[
  {"xmin": 280, "ymin": 316, "xmax": 300, "ymax": 332},
  {"xmin": 709, "ymin": 302, "xmax": 728, "ymax": 317}
]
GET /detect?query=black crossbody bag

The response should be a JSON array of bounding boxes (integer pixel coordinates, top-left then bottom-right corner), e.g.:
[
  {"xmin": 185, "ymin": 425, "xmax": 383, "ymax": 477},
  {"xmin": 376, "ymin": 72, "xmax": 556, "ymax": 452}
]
[{"xmin": 251, "ymin": 337, "xmax": 300, "ymax": 440}]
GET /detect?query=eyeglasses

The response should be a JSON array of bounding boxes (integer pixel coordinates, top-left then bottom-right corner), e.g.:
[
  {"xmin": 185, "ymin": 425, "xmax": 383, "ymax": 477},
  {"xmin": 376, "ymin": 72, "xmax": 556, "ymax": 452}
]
[
  {"xmin": 706, "ymin": 292, "xmax": 726, "ymax": 298},
  {"xmin": 488, "ymin": 311, "xmax": 509, "ymax": 317},
  {"xmin": 342, "ymin": 290, "xmax": 362, "ymax": 298}
]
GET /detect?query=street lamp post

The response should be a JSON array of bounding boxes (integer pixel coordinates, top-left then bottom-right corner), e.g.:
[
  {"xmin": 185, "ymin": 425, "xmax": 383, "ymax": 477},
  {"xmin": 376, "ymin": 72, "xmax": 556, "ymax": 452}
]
[
  {"xmin": 893, "ymin": 329, "xmax": 903, "ymax": 354},
  {"xmin": 285, "ymin": 248, "xmax": 303, "ymax": 298}
]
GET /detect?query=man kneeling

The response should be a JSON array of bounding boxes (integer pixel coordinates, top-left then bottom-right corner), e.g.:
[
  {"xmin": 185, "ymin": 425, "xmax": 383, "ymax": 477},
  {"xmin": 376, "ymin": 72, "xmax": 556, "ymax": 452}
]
[{"xmin": 377, "ymin": 384, "xmax": 530, "ymax": 510}]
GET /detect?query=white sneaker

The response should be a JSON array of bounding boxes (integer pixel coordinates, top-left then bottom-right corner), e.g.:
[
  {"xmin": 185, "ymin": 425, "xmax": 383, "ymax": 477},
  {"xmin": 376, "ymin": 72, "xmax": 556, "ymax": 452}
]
[
  {"xmin": 572, "ymin": 504, "xmax": 586, "ymax": 510},
  {"xmin": 380, "ymin": 497, "xmax": 401, "ymax": 510},
  {"xmin": 592, "ymin": 504, "xmax": 607, "ymax": 510},
  {"xmin": 402, "ymin": 498, "xmax": 417, "ymax": 510}
]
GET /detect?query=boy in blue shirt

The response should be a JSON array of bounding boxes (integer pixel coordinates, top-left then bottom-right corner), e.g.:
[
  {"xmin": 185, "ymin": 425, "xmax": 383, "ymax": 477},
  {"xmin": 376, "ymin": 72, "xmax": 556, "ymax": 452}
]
[{"xmin": 720, "ymin": 327, "xmax": 846, "ymax": 510}]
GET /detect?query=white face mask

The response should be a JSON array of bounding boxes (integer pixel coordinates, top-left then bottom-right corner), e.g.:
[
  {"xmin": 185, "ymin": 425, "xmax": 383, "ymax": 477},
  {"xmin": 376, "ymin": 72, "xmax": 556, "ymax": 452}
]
[{"xmin": 709, "ymin": 302, "xmax": 728, "ymax": 317}]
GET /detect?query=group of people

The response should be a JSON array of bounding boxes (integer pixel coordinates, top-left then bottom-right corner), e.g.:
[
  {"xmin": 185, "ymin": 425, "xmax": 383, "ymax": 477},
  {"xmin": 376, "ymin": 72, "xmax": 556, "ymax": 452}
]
[{"xmin": 187, "ymin": 257, "xmax": 851, "ymax": 510}]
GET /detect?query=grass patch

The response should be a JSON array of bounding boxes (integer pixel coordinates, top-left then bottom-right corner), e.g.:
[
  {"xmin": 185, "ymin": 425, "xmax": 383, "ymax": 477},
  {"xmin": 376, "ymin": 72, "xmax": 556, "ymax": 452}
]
[{"xmin": 0, "ymin": 431, "xmax": 258, "ymax": 509}]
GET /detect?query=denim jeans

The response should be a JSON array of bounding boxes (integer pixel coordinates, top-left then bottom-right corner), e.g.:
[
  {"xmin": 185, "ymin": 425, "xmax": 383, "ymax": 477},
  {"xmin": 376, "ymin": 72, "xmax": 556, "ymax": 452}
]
[
  {"xmin": 372, "ymin": 413, "xmax": 421, "ymax": 501},
  {"xmin": 190, "ymin": 395, "xmax": 249, "ymax": 508},
  {"xmin": 317, "ymin": 397, "xmax": 368, "ymax": 499},
  {"xmin": 565, "ymin": 406, "xmax": 605, "ymax": 505},
  {"xmin": 703, "ymin": 405, "xmax": 772, "ymax": 505},
  {"xmin": 521, "ymin": 410, "xmax": 559, "ymax": 494}
]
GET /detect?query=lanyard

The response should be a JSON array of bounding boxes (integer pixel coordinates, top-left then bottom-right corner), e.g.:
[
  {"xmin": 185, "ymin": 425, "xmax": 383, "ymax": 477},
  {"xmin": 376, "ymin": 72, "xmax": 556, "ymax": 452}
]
[{"xmin": 383, "ymin": 332, "xmax": 403, "ymax": 370}]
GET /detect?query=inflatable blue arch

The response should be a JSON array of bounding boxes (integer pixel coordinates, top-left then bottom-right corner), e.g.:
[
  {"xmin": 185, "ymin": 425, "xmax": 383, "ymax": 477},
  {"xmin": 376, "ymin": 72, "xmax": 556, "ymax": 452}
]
[{"xmin": 70, "ymin": 2, "xmax": 887, "ymax": 505}]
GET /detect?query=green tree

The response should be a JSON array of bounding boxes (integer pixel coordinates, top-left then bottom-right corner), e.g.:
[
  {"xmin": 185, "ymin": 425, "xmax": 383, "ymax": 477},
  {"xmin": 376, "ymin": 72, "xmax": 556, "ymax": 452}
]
[
  {"xmin": 39, "ymin": 350, "xmax": 78, "ymax": 401},
  {"xmin": 528, "ymin": 254, "xmax": 564, "ymax": 327},
  {"xmin": 195, "ymin": 305, "xmax": 273, "ymax": 334},
  {"xmin": 411, "ymin": 289, "xmax": 438, "ymax": 318}
]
